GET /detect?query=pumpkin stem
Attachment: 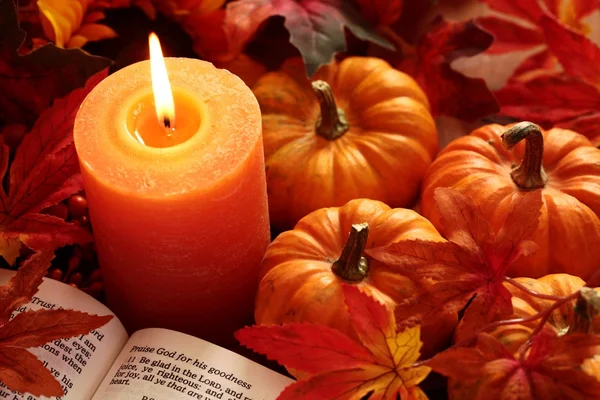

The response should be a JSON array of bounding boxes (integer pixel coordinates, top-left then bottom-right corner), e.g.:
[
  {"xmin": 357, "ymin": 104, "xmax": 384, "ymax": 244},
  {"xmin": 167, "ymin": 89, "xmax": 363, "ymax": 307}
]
[
  {"xmin": 501, "ymin": 121, "xmax": 548, "ymax": 190},
  {"xmin": 569, "ymin": 287, "xmax": 600, "ymax": 334},
  {"xmin": 312, "ymin": 80, "xmax": 349, "ymax": 140},
  {"xmin": 332, "ymin": 222, "xmax": 369, "ymax": 282}
]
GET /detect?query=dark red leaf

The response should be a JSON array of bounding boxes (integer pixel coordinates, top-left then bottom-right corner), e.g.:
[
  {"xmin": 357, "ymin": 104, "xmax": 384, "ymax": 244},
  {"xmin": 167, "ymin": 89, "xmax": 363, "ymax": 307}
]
[
  {"xmin": 0, "ymin": 251, "xmax": 54, "ymax": 324},
  {"xmin": 369, "ymin": 189, "xmax": 543, "ymax": 341},
  {"xmin": 399, "ymin": 17, "xmax": 498, "ymax": 121},
  {"xmin": 235, "ymin": 323, "xmax": 375, "ymax": 375},
  {"xmin": 0, "ymin": 347, "xmax": 63, "ymax": 397},
  {"xmin": 482, "ymin": 0, "xmax": 546, "ymax": 24},
  {"xmin": 540, "ymin": 13, "xmax": 600, "ymax": 88},
  {"xmin": 224, "ymin": 0, "xmax": 392, "ymax": 77},
  {"xmin": 429, "ymin": 332, "xmax": 600, "ymax": 399},
  {"xmin": 0, "ymin": 0, "xmax": 111, "ymax": 126},
  {"xmin": 476, "ymin": 16, "xmax": 543, "ymax": 54},
  {"xmin": 496, "ymin": 73, "xmax": 600, "ymax": 127},
  {"xmin": 0, "ymin": 72, "xmax": 103, "ymax": 264},
  {"xmin": 427, "ymin": 333, "xmax": 512, "ymax": 381},
  {"xmin": 0, "ymin": 309, "xmax": 112, "ymax": 348}
]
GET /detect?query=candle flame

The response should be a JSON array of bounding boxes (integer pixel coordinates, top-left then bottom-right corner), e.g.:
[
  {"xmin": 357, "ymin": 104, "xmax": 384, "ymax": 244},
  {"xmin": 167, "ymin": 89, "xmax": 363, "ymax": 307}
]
[{"xmin": 149, "ymin": 33, "xmax": 175, "ymax": 128}]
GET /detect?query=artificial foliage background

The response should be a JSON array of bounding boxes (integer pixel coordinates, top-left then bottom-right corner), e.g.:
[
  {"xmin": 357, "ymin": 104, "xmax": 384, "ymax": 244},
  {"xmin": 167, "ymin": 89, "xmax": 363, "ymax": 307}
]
[{"xmin": 2, "ymin": 0, "xmax": 600, "ymax": 399}]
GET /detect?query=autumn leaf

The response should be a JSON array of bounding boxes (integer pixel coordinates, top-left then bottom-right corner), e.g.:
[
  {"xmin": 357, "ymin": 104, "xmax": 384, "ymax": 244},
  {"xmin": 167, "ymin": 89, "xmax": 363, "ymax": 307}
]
[
  {"xmin": 0, "ymin": 0, "xmax": 111, "ymax": 126},
  {"xmin": 236, "ymin": 285, "xmax": 431, "ymax": 400},
  {"xmin": 0, "ymin": 250, "xmax": 54, "ymax": 324},
  {"xmin": 0, "ymin": 251, "xmax": 113, "ymax": 396},
  {"xmin": 367, "ymin": 188, "xmax": 543, "ymax": 342},
  {"xmin": 476, "ymin": 0, "xmax": 598, "ymax": 79},
  {"xmin": 398, "ymin": 17, "xmax": 498, "ymax": 121},
  {"xmin": 0, "ymin": 70, "xmax": 104, "ymax": 264},
  {"xmin": 355, "ymin": 0, "xmax": 403, "ymax": 27},
  {"xmin": 224, "ymin": 0, "xmax": 393, "ymax": 77},
  {"xmin": 494, "ymin": 13, "xmax": 600, "ymax": 144},
  {"xmin": 428, "ymin": 332, "xmax": 600, "ymax": 399}
]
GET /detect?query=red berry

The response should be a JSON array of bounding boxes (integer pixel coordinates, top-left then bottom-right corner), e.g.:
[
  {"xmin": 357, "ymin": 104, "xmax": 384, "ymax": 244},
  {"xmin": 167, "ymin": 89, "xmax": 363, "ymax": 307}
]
[
  {"xmin": 73, "ymin": 215, "xmax": 89, "ymax": 227},
  {"xmin": 48, "ymin": 268, "xmax": 63, "ymax": 281},
  {"xmin": 69, "ymin": 272, "xmax": 83, "ymax": 286},
  {"xmin": 67, "ymin": 195, "xmax": 88, "ymax": 219},
  {"xmin": 87, "ymin": 269, "xmax": 102, "ymax": 283}
]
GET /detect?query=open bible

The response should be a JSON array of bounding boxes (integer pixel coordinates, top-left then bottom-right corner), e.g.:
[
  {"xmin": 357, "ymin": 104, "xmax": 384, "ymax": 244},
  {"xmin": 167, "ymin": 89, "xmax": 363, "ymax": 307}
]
[{"xmin": 0, "ymin": 269, "xmax": 293, "ymax": 400}]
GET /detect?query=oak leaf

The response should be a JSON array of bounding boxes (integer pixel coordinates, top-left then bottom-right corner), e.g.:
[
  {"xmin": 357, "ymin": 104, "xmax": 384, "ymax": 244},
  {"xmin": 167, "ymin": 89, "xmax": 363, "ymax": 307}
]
[
  {"xmin": 398, "ymin": 17, "xmax": 498, "ymax": 121},
  {"xmin": 428, "ymin": 332, "xmax": 600, "ymax": 399},
  {"xmin": 367, "ymin": 187, "xmax": 543, "ymax": 342},
  {"xmin": 0, "ymin": 0, "xmax": 111, "ymax": 127},
  {"xmin": 224, "ymin": 0, "xmax": 392, "ymax": 77},
  {"xmin": 0, "ymin": 251, "xmax": 113, "ymax": 397},
  {"xmin": 236, "ymin": 285, "xmax": 431, "ymax": 400},
  {"xmin": 0, "ymin": 71, "xmax": 103, "ymax": 264}
]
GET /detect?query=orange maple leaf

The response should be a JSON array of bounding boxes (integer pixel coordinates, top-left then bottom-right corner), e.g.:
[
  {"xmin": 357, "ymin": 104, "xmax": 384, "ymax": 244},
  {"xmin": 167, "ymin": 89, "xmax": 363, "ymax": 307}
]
[
  {"xmin": 428, "ymin": 331, "xmax": 600, "ymax": 399},
  {"xmin": 367, "ymin": 187, "xmax": 543, "ymax": 342},
  {"xmin": 0, "ymin": 250, "xmax": 113, "ymax": 397},
  {"xmin": 236, "ymin": 285, "xmax": 431, "ymax": 400}
]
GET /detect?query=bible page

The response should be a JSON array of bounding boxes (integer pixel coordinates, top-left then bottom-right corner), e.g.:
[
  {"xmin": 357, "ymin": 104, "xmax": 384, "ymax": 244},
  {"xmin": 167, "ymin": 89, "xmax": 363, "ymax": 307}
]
[
  {"xmin": 92, "ymin": 328, "xmax": 293, "ymax": 400},
  {"xmin": 0, "ymin": 269, "xmax": 129, "ymax": 400}
]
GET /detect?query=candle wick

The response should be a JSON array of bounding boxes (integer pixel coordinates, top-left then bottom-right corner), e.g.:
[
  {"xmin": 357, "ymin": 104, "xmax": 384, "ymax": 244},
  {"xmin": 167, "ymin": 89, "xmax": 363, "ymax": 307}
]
[{"xmin": 163, "ymin": 117, "xmax": 171, "ymax": 129}]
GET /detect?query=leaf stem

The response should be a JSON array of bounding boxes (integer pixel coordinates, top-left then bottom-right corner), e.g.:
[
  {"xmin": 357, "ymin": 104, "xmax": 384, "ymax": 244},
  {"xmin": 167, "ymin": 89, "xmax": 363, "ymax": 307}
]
[
  {"xmin": 312, "ymin": 80, "xmax": 349, "ymax": 140},
  {"xmin": 501, "ymin": 121, "xmax": 547, "ymax": 190},
  {"xmin": 504, "ymin": 278, "xmax": 564, "ymax": 301},
  {"xmin": 332, "ymin": 223, "xmax": 369, "ymax": 282}
]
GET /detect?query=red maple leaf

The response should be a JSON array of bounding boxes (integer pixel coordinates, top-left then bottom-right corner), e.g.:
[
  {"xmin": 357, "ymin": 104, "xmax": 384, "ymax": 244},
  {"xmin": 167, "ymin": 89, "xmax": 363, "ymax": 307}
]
[
  {"xmin": 236, "ymin": 285, "xmax": 431, "ymax": 400},
  {"xmin": 494, "ymin": 13, "xmax": 600, "ymax": 144},
  {"xmin": 0, "ymin": 251, "xmax": 113, "ymax": 396},
  {"xmin": 0, "ymin": 71, "xmax": 104, "ymax": 265},
  {"xmin": 398, "ymin": 17, "xmax": 499, "ymax": 122},
  {"xmin": 0, "ymin": 0, "xmax": 111, "ymax": 127},
  {"xmin": 367, "ymin": 187, "xmax": 543, "ymax": 341},
  {"xmin": 476, "ymin": 0, "xmax": 599, "ymax": 79},
  {"xmin": 428, "ymin": 331, "xmax": 600, "ymax": 399},
  {"xmin": 223, "ymin": 0, "xmax": 393, "ymax": 77}
]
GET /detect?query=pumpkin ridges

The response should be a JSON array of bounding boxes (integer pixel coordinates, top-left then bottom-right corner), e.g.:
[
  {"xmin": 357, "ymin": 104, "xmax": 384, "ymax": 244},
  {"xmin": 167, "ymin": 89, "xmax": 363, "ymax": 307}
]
[
  {"xmin": 333, "ymin": 57, "xmax": 391, "ymax": 101},
  {"xmin": 541, "ymin": 128, "xmax": 593, "ymax": 168},
  {"xmin": 261, "ymin": 115, "xmax": 313, "ymax": 159},
  {"xmin": 349, "ymin": 68, "xmax": 430, "ymax": 113},
  {"xmin": 253, "ymin": 72, "xmax": 317, "ymax": 118},
  {"xmin": 541, "ymin": 192, "xmax": 600, "ymax": 278},
  {"xmin": 421, "ymin": 123, "xmax": 600, "ymax": 279},
  {"xmin": 260, "ymin": 57, "xmax": 438, "ymax": 231},
  {"xmin": 358, "ymin": 97, "xmax": 438, "ymax": 156},
  {"xmin": 350, "ymin": 135, "xmax": 431, "ymax": 207}
]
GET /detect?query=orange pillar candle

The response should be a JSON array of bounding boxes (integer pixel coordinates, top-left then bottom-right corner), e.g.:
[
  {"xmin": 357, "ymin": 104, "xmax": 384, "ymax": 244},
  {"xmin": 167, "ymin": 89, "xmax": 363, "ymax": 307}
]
[{"xmin": 73, "ymin": 35, "xmax": 269, "ymax": 346}]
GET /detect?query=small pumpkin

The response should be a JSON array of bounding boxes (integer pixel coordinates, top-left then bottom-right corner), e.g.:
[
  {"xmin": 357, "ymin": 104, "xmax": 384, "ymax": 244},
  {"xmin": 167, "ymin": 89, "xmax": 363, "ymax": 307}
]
[
  {"xmin": 451, "ymin": 274, "xmax": 600, "ymax": 399},
  {"xmin": 254, "ymin": 198, "xmax": 456, "ymax": 356},
  {"xmin": 253, "ymin": 57, "xmax": 438, "ymax": 231},
  {"xmin": 421, "ymin": 121, "xmax": 600, "ymax": 279}
]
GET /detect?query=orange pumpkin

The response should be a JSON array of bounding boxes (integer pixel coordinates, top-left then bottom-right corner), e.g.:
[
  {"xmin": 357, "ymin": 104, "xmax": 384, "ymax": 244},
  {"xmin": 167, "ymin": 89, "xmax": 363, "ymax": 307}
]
[
  {"xmin": 253, "ymin": 57, "xmax": 438, "ymax": 231},
  {"xmin": 421, "ymin": 121, "xmax": 600, "ymax": 279},
  {"xmin": 255, "ymin": 198, "xmax": 456, "ymax": 356},
  {"xmin": 451, "ymin": 274, "xmax": 600, "ymax": 399}
]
